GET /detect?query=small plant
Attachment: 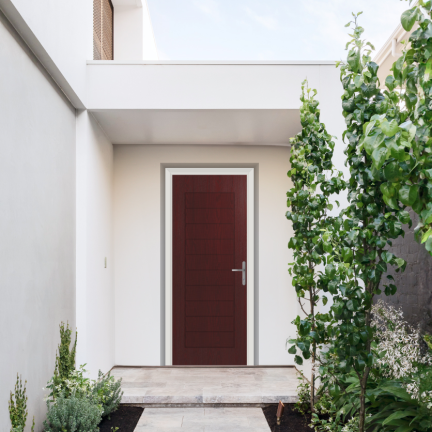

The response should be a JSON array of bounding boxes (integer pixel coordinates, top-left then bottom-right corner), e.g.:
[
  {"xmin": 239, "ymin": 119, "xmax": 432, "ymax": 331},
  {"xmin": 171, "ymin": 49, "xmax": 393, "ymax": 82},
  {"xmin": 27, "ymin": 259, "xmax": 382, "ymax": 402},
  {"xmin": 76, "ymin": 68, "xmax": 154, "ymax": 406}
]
[
  {"xmin": 91, "ymin": 370, "xmax": 123, "ymax": 418},
  {"xmin": 294, "ymin": 378, "xmax": 311, "ymax": 416},
  {"xmin": 310, "ymin": 392, "xmax": 344, "ymax": 432},
  {"xmin": 43, "ymin": 393, "xmax": 102, "ymax": 432},
  {"xmin": 47, "ymin": 322, "xmax": 78, "ymax": 400},
  {"xmin": 47, "ymin": 364, "xmax": 92, "ymax": 401},
  {"xmin": 9, "ymin": 374, "xmax": 34, "ymax": 432}
]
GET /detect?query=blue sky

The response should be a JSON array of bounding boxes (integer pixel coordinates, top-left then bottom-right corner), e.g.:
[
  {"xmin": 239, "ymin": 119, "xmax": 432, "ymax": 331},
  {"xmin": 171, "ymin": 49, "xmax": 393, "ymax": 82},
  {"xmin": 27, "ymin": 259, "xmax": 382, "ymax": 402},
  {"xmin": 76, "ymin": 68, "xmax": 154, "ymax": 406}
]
[{"xmin": 147, "ymin": 0, "xmax": 409, "ymax": 60}]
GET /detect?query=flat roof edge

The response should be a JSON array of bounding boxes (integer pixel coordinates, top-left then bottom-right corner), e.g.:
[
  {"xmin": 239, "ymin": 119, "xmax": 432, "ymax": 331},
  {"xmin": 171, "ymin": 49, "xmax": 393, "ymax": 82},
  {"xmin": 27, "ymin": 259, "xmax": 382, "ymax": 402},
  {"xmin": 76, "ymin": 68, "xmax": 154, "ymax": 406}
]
[{"xmin": 87, "ymin": 60, "xmax": 337, "ymax": 66}]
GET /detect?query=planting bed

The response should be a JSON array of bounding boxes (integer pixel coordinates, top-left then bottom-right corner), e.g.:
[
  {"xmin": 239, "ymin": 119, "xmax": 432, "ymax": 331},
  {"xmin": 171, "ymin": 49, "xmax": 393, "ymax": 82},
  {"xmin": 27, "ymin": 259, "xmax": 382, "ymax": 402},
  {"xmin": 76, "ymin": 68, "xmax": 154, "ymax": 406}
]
[
  {"xmin": 99, "ymin": 405, "xmax": 144, "ymax": 432},
  {"xmin": 262, "ymin": 404, "xmax": 313, "ymax": 432}
]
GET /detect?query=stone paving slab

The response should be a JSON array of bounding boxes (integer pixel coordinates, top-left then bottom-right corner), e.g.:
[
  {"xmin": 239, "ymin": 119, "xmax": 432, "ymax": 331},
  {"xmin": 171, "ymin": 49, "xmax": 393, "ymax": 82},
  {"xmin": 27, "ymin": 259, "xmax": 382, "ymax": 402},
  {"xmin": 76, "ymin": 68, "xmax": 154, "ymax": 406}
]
[
  {"xmin": 134, "ymin": 407, "xmax": 270, "ymax": 431},
  {"xmin": 113, "ymin": 367, "xmax": 299, "ymax": 405}
]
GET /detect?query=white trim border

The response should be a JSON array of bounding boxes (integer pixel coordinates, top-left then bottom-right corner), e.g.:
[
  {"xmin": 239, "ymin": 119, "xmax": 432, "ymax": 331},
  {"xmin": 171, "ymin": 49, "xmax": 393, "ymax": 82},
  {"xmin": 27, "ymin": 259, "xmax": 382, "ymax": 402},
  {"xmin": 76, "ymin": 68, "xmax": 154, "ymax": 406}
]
[{"xmin": 165, "ymin": 168, "xmax": 255, "ymax": 366}]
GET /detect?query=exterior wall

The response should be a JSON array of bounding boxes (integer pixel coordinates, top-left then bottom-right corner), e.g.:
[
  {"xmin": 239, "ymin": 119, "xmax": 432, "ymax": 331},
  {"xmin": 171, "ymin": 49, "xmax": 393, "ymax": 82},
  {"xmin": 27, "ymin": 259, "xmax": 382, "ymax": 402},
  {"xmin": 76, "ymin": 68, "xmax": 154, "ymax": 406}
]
[
  {"xmin": 76, "ymin": 111, "xmax": 114, "ymax": 378},
  {"xmin": 377, "ymin": 210, "xmax": 432, "ymax": 333},
  {"xmin": 86, "ymin": 63, "xmax": 335, "ymax": 110},
  {"xmin": 113, "ymin": 2, "xmax": 158, "ymax": 60},
  {"xmin": 114, "ymin": 6, "xmax": 145, "ymax": 61},
  {"xmin": 0, "ymin": 11, "xmax": 76, "ymax": 431},
  {"xmin": 113, "ymin": 144, "xmax": 296, "ymax": 365},
  {"xmin": 1, "ymin": 0, "xmax": 93, "ymax": 104}
]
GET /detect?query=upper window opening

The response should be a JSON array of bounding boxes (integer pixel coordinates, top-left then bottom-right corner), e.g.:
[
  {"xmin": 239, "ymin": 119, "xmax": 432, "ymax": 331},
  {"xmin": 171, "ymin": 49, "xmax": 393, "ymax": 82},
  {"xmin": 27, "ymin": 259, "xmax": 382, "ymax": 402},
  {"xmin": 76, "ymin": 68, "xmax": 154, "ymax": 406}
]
[{"xmin": 93, "ymin": 0, "xmax": 114, "ymax": 60}]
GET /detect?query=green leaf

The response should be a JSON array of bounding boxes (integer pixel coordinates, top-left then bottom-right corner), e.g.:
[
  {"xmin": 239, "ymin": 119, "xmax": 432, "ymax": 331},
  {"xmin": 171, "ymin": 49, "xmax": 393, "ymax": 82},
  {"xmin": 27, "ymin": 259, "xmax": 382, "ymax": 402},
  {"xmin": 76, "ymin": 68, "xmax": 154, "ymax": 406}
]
[
  {"xmin": 347, "ymin": 49, "xmax": 361, "ymax": 73},
  {"xmin": 381, "ymin": 119, "xmax": 399, "ymax": 137},
  {"xmin": 322, "ymin": 296, "xmax": 328, "ymax": 306},
  {"xmin": 364, "ymin": 132, "xmax": 385, "ymax": 155},
  {"xmin": 294, "ymin": 355, "xmax": 303, "ymax": 365},
  {"xmin": 349, "ymin": 333, "xmax": 360, "ymax": 345},
  {"xmin": 382, "ymin": 251, "xmax": 394, "ymax": 263},
  {"xmin": 401, "ymin": 7, "xmax": 418, "ymax": 31},
  {"xmin": 425, "ymin": 58, "xmax": 432, "ymax": 82},
  {"xmin": 347, "ymin": 299, "xmax": 358, "ymax": 311},
  {"xmin": 385, "ymin": 75, "xmax": 396, "ymax": 91},
  {"xmin": 425, "ymin": 237, "xmax": 432, "ymax": 253},
  {"xmin": 421, "ymin": 228, "xmax": 432, "ymax": 244},
  {"xmin": 341, "ymin": 247, "xmax": 353, "ymax": 263},
  {"xmin": 399, "ymin": 185, "xmax": 419, "ymax": 206},
  {"xmin": 325, "ymin": 264, "xmax": 336, "ymax": 279},
  {"xmin": 384, "ymin": 161, "xmax": 402, "ymax": 182},
  {"xmin": 383, "ymin": 410, "xmax": 418, "ymax": 426},
  {"xmin": 398, "ymin": 212, "xmax": 410, "ymax": 228},
  {"xmin": 288, "ymin": 345, "xmax": 297, "ymax": 355},
  {"xmin": 372, "ymin": 146, "xmax": 389, "ymax": 170}
]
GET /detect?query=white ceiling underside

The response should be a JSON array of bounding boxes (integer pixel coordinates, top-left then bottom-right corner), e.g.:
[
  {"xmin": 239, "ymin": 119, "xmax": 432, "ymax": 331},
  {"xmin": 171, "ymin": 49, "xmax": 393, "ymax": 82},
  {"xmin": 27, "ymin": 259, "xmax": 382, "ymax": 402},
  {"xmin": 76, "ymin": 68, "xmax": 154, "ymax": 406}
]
[{"xmin": 91, "ymin": 109, "xmax": 300, "ymax": 145}]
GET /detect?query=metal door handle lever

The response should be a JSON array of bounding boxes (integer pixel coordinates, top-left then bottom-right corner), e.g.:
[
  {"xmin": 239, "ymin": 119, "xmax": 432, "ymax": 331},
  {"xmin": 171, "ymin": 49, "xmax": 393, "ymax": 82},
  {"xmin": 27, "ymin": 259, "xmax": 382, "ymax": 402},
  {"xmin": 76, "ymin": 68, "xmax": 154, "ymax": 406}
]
[{"xmin": 232, "ymin": 261, "xmax": 246, "ymax": 286}]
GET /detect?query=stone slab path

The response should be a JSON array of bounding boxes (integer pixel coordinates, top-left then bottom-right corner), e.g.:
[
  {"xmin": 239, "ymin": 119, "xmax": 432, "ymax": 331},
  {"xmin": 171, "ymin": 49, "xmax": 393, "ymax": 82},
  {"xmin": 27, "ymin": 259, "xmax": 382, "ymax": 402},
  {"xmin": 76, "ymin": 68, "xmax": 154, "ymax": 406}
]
[
  {"xmin": 112, "ymin": 366, "xmax": 299, "ymax": 405},
  {"xmin": 134, "ymin": 407, "xmax": 270, "ymax": 431}
]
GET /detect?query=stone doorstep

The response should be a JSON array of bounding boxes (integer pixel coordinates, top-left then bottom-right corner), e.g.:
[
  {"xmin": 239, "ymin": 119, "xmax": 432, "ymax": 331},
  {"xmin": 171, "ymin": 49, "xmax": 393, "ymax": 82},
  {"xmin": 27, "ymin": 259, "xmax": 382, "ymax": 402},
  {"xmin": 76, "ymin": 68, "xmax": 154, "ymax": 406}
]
[{"xmin": 115, "ymin": 366, "xmax": 300, "ymax": 406}]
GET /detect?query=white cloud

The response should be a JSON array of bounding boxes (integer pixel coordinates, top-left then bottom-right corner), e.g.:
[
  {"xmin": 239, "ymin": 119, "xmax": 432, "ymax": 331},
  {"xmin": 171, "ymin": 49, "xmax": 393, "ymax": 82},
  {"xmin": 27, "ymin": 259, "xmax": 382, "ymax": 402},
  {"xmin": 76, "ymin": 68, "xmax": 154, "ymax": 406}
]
[
  {"xmin": 194, "ymin": 0, "xmax": 221, "ymax": 20},
  {"xmin": 245, "ymin": 7, "xmax": 279, "ymax": 30}
]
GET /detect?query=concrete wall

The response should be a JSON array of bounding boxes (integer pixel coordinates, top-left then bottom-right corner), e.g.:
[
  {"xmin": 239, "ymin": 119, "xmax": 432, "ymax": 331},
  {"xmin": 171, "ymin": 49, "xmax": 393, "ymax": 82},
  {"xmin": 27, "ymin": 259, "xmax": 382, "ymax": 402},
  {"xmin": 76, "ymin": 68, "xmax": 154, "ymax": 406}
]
[
  {"xmin": 113, "ymin": 1, "xmax": 158, "ymax": 61},
  {"xmin": 0, "ymin": 11, "xmax": 76, "ymax": 431},
  {"xmin": 377, "ymin": 210, "xmax": 432, "ymax": 334},
  {"xmin": 0, "ymin": 0, "xmax": 92, "ymax": 104},
  {"xmin": 76, "ymin": 111, "xmax": 114, "ymax": 378},
  {"xmin": 113, "ymin": 144, "xmax": 296, "ymax": 365}
]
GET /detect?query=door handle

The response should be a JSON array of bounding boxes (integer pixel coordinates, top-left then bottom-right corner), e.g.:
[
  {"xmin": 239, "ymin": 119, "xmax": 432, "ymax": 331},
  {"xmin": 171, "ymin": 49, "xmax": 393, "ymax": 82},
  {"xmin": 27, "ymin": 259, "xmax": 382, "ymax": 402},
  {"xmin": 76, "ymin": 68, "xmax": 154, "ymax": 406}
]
[{"xmin": 232, "ymin": 261, "xmax": 246, "ymax": 286}]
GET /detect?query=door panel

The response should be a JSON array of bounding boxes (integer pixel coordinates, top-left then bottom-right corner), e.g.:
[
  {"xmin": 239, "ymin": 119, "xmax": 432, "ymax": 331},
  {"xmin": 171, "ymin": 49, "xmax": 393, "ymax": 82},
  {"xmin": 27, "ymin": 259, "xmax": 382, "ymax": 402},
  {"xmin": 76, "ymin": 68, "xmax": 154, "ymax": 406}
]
[{"xmin": 173, "ymin": 175, "xmax": 247, "ymax": 365}]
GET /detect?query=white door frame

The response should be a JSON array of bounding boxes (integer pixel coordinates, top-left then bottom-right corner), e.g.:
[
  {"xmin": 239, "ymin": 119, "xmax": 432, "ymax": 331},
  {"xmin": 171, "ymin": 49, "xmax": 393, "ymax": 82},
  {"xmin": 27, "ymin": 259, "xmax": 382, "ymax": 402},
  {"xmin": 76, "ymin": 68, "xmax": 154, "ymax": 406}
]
[{"xmin": 165, "ymin": 167, "xmax": 255, "ymax": 365}]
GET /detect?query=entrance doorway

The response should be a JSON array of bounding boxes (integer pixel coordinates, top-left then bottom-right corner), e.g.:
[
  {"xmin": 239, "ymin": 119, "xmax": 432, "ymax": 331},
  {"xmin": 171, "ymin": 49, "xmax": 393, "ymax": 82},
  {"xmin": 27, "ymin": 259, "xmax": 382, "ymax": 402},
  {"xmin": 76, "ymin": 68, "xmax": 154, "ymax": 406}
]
[{"xmin": 165, "ymin": 168, "xmax": 254, "ymax": 365}]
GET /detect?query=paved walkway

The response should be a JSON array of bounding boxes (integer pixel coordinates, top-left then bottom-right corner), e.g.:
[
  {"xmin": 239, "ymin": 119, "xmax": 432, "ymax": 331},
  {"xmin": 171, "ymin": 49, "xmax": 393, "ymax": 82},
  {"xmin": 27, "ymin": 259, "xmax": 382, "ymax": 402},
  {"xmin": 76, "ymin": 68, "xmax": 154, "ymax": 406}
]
[
  {"xmin": 112, "ymin": 366, "xmax": 299, "ymax": 404},
  {"xmin": 134, "ymin": 407, "xmax": 270, "ymax": 432}
]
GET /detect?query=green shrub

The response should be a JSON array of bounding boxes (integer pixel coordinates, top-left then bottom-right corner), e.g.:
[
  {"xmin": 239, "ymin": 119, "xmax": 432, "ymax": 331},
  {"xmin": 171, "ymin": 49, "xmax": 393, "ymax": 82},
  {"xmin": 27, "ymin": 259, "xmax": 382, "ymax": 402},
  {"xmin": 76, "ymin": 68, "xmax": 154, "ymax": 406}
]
[
  {"xmin": 91, "ymin": 370, "xmax": 123, "ymax": 417},
  {"xmin": 43, "ymin": 394, "xmax": 102, "ymax": 432},
  {"xmin": 48, "ymin": 323, "xmax": 77, "ymax": 400},
  {"xmin": 294, "ymin": 378, "xmax": 311, "ymax": 416},
  {"xmin": 9, "ymin": 375, "xmax": 34, "ymax": 432},
  {"xmin": 47, "ymin": 364, "xmax": 92, "ymax": 401}
]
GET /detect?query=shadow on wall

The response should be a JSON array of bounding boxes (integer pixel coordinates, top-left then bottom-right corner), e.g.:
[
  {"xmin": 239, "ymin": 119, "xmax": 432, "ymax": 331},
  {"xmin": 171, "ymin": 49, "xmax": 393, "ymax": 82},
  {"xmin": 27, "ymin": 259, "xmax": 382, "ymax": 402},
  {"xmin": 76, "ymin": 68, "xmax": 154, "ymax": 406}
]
[{"xmin": 377, "ymin": 209, "xmax": 432, "ymax": 334}]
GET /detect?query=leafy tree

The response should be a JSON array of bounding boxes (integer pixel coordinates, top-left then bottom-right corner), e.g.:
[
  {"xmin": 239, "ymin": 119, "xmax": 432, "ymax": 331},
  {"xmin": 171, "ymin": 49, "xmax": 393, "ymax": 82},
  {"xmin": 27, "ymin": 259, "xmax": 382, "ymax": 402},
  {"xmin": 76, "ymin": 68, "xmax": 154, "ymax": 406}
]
[
  {"xmin": 376, "ymin": 0, "xmax": 432, "ymax": 255},
  {"xmin": 286, "ymin": 80, "xmax": 345, "ymax": 411},
  {"xmin": 320, "ymin": 13, "xmax": 410, "ymax": 432}
]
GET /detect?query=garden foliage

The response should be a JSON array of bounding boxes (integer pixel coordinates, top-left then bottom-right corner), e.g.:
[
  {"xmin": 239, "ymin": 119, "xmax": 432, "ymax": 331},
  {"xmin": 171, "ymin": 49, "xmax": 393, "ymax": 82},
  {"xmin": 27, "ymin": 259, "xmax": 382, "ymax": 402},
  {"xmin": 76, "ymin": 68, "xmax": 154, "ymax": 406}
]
[
  {"xmin": 286, "ymin": 80, "xmax": 345, "ymax": 410},
  {"xmin": 9, "ymin": 375, "xmax": 34, "ymax": 432},
  {"xmin": 43, "ymin": 394, "xmax": 102, "ymax": 432},
  {"xmin": 317, "ymin": 12, "xmax": 410, "ymax": 431},
  {"xmin": 44, "ymin": 324, "xmax": 123, "ymax": 431},
  {"xmin": 91, "ymin": 370, "xmax": 123, "ymax": 418},
  {"xmin": 289, "ymin": 3, "xmax": 432, "ymax": 431},
  {"xmin": 379, "ymin": 0, "xmax": 432, "ymax": 256},
  {"xmin": 48, "ymin": 322, "xmax": 78, "ymax": 399}
]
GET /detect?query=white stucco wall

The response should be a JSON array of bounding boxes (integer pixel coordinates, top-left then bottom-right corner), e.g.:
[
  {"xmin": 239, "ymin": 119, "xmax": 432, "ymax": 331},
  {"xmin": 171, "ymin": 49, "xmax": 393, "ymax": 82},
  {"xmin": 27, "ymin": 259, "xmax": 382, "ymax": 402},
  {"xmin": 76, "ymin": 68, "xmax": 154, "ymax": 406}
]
[
  {"xmin": 0, "ymin": 11, "xmax": 76, "ymax": 430},
  {"xmin": 113, "ymin": 144, "xmax": 297, "ymax": 365},
  {"xmin": 1, "ymin": 0, "xmax": 92, "ymax": 104},
  {"xmin": 114, "ymin": 1, "xmax": 158, "ymax": 61},
  {"xmin": 76, "ymin": 111, "xmax": 114, "ymax": 378}
]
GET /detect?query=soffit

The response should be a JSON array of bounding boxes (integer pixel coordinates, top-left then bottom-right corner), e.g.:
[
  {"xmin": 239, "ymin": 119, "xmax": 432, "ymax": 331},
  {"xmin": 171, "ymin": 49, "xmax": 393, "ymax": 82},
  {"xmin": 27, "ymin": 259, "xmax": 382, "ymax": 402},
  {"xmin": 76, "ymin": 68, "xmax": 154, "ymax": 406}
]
[{"xmin": 90, "ymin": 109, "xmax": 299, "ymax": 145}]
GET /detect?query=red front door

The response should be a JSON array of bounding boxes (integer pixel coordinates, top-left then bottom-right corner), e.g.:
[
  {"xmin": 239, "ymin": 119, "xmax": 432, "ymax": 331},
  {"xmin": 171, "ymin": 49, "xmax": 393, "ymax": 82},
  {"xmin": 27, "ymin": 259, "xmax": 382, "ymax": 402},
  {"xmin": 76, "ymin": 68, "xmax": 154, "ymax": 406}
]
[{"xmin": 173, "ymin": 175, "xmax": 247, "ymax": 365}]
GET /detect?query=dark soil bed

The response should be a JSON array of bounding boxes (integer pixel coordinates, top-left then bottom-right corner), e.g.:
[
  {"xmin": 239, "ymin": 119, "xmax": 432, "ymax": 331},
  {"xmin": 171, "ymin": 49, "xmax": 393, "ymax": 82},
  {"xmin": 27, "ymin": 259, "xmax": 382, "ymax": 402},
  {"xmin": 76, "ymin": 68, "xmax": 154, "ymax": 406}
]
[
  {"xmin": 262, "ymin": 404, "xmax": 313, "ymax": 432},
  {"xmin": 98, "ymin": 405, "xmax": 144, "ymax": 432}
]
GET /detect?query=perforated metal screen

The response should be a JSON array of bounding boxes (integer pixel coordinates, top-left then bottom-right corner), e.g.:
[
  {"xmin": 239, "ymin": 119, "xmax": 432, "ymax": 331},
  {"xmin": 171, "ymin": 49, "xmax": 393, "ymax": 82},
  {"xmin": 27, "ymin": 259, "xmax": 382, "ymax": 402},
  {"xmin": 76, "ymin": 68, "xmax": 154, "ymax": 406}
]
[{"xmin": 93, "ymin": 0, "xmax": 114, "ymax": 60}]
